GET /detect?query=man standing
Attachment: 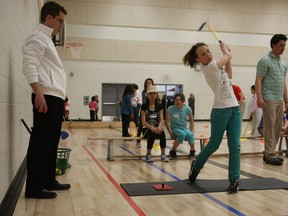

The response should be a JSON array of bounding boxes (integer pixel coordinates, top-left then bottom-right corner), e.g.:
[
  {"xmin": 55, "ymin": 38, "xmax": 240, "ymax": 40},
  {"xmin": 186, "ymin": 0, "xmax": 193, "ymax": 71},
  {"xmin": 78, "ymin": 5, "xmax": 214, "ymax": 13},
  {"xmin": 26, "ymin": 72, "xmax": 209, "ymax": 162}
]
[
  {"xmin": 188, "ymin": 93, "xmax": 195, "ymax": 118},
  {"xmin": 256, "ymin": 34, "xmax": 288, "ymax": 166},
  {"xmin": 23, "ymin": 2, "xmax": 70, "ymax": 199},
  {"xmin": 132, "ymin": 84, "xmax": 141, "ymax": 127}
]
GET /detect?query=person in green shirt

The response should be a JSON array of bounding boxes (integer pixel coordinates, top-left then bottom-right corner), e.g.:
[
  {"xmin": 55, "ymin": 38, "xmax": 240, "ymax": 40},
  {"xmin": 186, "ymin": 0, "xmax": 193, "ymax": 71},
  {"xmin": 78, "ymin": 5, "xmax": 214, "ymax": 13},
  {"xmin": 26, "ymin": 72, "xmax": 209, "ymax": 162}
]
[{"xmin": 255, "ymin": 34, "xmax": 288, "ymax": 166}]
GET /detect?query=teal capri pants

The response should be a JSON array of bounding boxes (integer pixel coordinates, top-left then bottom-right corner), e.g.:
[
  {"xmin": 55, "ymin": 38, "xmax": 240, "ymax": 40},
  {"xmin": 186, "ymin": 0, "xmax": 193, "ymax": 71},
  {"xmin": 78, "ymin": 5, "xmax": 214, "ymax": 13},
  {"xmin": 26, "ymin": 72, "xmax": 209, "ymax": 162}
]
[{"xmin": 172, "ymin": 128, "xmax": 194, "ymax": 144}]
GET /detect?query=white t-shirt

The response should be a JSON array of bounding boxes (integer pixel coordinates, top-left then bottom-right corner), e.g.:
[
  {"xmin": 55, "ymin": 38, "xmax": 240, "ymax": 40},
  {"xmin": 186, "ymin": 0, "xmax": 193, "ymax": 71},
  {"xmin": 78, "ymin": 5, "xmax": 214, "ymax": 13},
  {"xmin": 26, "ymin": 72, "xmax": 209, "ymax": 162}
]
[
  {"xmin": 135, "ymin": 89, "xmax": 142, "ymax": 104},
  {"xmin": 201, "ymin": 60, "xmax": 238, "ymax": 108},
  {"xmin": 131, "ymin": 96, "xmax": 138, "ymax": 107}
]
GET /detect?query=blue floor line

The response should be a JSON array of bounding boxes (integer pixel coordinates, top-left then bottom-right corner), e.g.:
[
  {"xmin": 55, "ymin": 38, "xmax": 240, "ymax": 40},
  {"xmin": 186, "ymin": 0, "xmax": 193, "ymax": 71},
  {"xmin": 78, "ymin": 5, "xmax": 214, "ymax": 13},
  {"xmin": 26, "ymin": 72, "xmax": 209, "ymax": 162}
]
[
  {"xmin": 119, "ymin": 146, "xmax": 182, "ymax": 180},
  {"xmin": 119, "ymin": 145, "xmax": 246, "ymax": 216},
  {"xmin": 202, "ymin": 193, "xmax": 246, "ymax": 216}
]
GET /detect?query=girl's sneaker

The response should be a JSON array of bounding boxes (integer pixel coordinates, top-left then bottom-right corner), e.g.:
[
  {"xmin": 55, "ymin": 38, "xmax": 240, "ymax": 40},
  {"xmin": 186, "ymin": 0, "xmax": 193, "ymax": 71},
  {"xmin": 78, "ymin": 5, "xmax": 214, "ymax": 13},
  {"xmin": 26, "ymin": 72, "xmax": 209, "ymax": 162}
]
[
  {"xmin": 188, "ymin": 160, "xmax": 200, "ymax": 182},
  {"xmin": 189, "ymin": 150, "xmax": 196, "ymax": 158},
  {"xmin": 161, "ymin": 154, "xmax": 169, "ymax": 162},
  {"xmin": 145, "ymin": 154, "xmax": 154, "ymax": 162},
  {"xmin": 169, "ymin": 149, "xmax": 177, "ymax": 158},
  {"xmin": 227, "ymin": 180, "xmax": 239, "ymax": 194}
]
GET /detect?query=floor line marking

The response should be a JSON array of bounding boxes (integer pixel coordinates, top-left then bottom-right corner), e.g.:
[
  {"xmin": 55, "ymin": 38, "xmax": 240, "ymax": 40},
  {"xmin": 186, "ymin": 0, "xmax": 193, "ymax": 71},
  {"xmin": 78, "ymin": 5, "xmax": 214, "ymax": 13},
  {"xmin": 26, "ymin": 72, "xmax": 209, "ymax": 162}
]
[{"xmin": 82, "ymin": 145, "xmax": 146, "ymax": 216}]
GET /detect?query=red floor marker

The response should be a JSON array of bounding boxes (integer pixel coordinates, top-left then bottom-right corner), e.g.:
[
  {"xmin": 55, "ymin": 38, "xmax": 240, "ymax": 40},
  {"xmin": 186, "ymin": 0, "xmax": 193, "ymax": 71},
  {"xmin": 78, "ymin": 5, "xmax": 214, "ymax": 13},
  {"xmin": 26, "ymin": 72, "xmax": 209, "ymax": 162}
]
[{"xmin": 152, "ymin": 184, "xmax": 173, "ymax": 191}]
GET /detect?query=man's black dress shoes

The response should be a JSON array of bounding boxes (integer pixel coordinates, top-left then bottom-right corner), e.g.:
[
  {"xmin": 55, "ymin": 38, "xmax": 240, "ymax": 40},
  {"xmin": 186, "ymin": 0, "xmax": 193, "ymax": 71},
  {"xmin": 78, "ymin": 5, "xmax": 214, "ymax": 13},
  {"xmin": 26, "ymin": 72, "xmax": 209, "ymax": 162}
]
[
  {"xmin": 25, "ymin": 190, "xmax": 57, "ymax": 199},
  {"xmin": 46, "ymin": 182, "xmax": 71, "ymax": 191}
]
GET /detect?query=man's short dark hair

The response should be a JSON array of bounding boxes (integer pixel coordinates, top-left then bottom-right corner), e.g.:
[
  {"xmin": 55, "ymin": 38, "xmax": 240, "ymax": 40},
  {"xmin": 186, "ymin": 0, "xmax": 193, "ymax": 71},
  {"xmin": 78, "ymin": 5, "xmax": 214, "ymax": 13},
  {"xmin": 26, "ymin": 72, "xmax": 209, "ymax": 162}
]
[
  {"xmin": 270, "ymin": 34, "xmax": 287, "ymax": 48},
  {"xmin": 40, "ymin": 1, "xmax": 67, "ymax": 22}
]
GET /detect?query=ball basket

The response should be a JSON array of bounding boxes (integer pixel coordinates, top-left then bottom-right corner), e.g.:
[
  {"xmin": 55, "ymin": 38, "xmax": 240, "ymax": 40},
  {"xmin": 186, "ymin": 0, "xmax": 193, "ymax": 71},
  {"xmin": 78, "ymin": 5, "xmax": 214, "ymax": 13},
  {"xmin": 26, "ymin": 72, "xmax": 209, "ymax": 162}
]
[{"xmin": 56, "ymin": 148, "xmax": 72, "ymax": 175}]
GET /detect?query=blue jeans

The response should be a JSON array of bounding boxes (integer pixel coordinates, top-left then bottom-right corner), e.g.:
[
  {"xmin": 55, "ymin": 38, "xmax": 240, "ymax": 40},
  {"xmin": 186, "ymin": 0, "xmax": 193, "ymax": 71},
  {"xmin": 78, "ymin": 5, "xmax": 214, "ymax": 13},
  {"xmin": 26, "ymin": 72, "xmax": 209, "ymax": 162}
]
[{"xmin": 194, "ymin": 107, "xmax": 241, "ymax": 182}]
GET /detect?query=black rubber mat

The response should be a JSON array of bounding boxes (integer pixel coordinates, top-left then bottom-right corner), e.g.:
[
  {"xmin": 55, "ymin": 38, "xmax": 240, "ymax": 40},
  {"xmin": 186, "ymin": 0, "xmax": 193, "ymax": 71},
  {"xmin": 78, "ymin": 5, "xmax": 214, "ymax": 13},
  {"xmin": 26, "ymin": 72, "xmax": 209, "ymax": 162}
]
[{"xmin": 120, "ymin": 178, "xmax": 288, "ymax": 196}]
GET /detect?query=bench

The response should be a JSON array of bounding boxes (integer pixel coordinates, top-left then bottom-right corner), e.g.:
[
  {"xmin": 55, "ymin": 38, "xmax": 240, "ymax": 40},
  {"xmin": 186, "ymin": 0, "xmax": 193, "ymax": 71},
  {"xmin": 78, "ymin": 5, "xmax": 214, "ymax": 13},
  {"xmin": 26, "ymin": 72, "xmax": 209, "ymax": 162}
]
[
  {"xmin": 62, "ymin": 121, "xmax": 123, "ymax": 129},
  {"xmin": 87, "ymin": 135, "xmax": 269, "ymax": 160},
  {"xmin": 87, "ymin": 136, "xmax": 143, "ymax": 160}
]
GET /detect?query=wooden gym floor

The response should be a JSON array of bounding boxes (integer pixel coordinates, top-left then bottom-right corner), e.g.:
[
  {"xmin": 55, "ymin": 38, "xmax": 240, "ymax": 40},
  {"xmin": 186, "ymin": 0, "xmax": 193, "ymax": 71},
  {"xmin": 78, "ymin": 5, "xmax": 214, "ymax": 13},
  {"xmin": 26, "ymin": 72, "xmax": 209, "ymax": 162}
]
[{"xmin": 13, "ymin": 121, "xmax": 288, "ymax": 216}]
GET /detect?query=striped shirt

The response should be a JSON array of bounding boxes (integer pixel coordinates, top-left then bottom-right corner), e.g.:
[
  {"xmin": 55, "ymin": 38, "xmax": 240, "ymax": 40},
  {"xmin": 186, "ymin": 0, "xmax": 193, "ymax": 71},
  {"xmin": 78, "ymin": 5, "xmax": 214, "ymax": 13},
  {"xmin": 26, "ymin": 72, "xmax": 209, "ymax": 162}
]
[{"xmin": 256, "ymin": 52, "xmax": 287, "ymax": 100}]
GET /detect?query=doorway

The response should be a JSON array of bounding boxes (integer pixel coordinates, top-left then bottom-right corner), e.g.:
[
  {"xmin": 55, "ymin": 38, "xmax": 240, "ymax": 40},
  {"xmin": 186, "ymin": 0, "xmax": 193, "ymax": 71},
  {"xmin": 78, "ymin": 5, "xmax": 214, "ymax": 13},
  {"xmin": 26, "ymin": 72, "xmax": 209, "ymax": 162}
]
[
  {"xmin": 101, "ymin": 83, "xmax": 182, "ymax": 121},
  {"xmin": 156, "ymin": 84, "xmax": 182, "ymax": 98},
  {"xmin": 102, "ymin": 83, "xmax": 133, "ymax": 121}
]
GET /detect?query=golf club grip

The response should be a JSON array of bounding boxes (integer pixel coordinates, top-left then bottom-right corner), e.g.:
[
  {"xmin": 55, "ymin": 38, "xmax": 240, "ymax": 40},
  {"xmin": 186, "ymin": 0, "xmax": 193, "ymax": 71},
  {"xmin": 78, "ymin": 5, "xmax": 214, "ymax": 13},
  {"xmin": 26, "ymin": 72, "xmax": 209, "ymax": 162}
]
[
  {"xmin": 206, "ymin": 22, "xmax": 222, "ymax": 43},
  {"xmin": 197, "ymin": 22, "xmax": 206, "ymax": 31}
]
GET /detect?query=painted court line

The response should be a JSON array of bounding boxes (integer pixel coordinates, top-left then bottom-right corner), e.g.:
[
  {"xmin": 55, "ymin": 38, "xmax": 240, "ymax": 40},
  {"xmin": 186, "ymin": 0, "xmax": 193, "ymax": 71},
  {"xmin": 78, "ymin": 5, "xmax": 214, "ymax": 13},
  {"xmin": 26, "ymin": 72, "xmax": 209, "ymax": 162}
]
[
  {"xmin": 82, "ymin": 145, "xmax": 146, "ymax": 216},
  {"xmin": 119, "ymin": 145, "xmax": 246, "ymax": 216},
  {"xmin": 118, "ymin": 146, "xmax": 181, "ymax": 180}
]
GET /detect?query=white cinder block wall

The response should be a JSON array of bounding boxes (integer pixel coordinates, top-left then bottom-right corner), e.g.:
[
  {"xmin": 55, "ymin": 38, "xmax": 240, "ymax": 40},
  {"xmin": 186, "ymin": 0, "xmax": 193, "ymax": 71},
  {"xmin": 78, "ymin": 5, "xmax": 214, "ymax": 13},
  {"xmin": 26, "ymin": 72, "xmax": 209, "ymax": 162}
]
[
  {"xmin": 55, "ymin": 0, "xmax": 288, "ymax": 120},
  {"xmin": 1, "ymin": 0, "xmax": 288, "ymax": 204},
  {"xmin": 0, "ymin": 0, "xmax": 43, "ymax": 202}
]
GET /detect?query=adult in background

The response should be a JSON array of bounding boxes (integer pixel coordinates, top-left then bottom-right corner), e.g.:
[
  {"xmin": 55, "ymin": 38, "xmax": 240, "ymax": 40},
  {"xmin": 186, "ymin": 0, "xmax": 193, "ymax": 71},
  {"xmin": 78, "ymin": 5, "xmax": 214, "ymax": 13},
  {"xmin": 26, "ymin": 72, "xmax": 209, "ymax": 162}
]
[
  {"xmin": 167, "ymin": 96, "xmax": 174, "ymax": 108},
  {"xmin": 121, "ymin": 85, "xmax": 134, "ymax": 137},
  {"xmin": 94, "ymin": 95, "xmax": 99, "ymax": 121},
  {"xmin": 22, "ymin": 1, "xmax": 70, "ymax": 199},
  {"xmin": 134, "ymin": 84, "xmax": 142, "ymax": 118},
  {"xmin": 188, "ymin": 93, "xmax": 195, "ymax": 118},
  {"xmin": 136, "ymin": 78, "xmax": 154, "ymax": 147},
  {"xmin": 161, "ymin": 94, "xmax": 167, "ymax": 120},
  {"xmin": 256, "ymin": 34, "xmax": 288, "ymax": 166},
  {"xmin": 131, "ymin": 84, "xmax": 141, "ymax": 128},
  {"xmin": 250, "ymin": 85, "xmax": 262, "ymax": 135}
]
